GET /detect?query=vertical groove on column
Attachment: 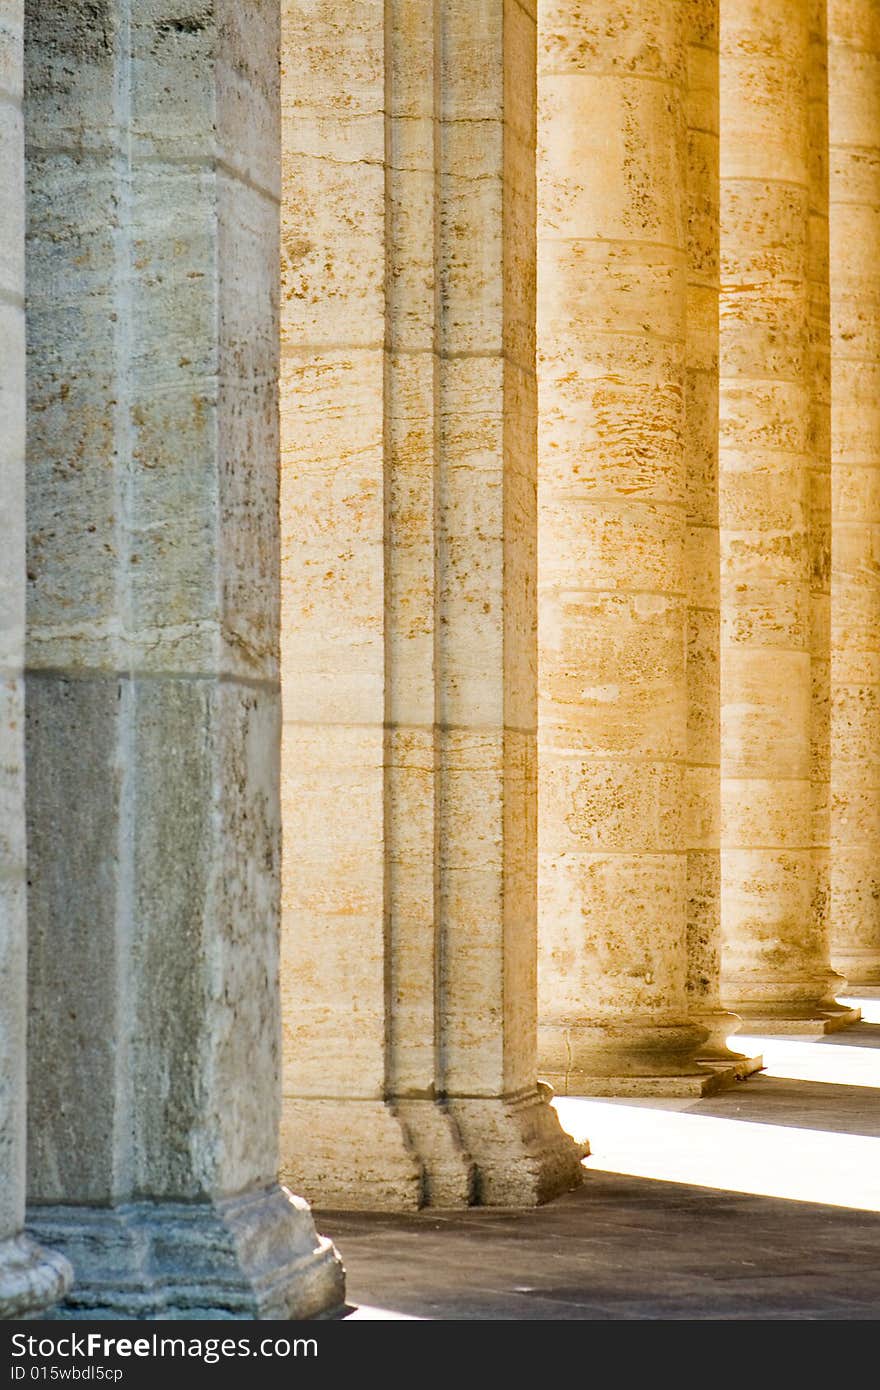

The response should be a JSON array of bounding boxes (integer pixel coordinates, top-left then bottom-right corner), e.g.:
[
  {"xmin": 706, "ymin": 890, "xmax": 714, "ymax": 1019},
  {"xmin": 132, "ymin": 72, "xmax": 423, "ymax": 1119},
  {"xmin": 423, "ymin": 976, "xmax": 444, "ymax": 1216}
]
[
  {"xmin": 111, "ymin": 0, "xmax": 135, "ymax": 1198},
  {"xmin": 382, "ymin": 0, "xmax": 475, "ymax": 1205},
  {"xmin": 829, "ymin": 0, "xmax": 880, "ymax": 986},
  {"xmin": 808, "ymin": 0, "xmax": 834, "ymax": 1004},
  {"xmin": 684, "ymin": 0, "xmax": 749, "ymax": 1069}
]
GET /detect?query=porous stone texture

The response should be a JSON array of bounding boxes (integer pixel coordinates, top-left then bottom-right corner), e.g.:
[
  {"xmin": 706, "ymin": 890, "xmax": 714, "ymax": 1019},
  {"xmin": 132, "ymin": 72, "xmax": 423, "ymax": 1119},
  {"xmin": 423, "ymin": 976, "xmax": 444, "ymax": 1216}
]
[
  {"xmin": 0, "ymin": 0, "xmax": 72, "ymax": 1320},
  {"xmin": 28, "ymin": 1190, "xmax": 340, "ymax": 1321},
  {"xmin": 23, "ymin": 0, "xmax": 343, "ymax": 1316},
  {"xmin": 829, "ymin": 0, "xmax": 880, "ymax": 986},
  {"xmin": 684, "ymin": 0, "xmax": 754, "ymax": 1073},
  {"xmin": 536, "ymin": 0, "xmax": 737, "ymax": 1095},
  {"xmin": 280, "ymin": 0, "xmax": 584, "ymax": 1208},
  {"xmin": 719, "ymin": 0, "xmax": 857, "ymax": 1033}
]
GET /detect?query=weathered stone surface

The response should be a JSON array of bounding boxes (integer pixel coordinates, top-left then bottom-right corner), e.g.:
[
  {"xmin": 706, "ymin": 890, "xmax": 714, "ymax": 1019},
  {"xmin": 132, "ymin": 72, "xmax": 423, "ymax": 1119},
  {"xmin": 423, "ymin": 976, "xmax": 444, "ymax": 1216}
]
[
  {"xmin": 0, "ymin": 0, "xmax": 72, "ymax": 1319},
  {"xmin": 536, "ymin": 0, "xmax": 740, "ymax": 1093},
  {"xmin": 719, "ymin": 0, "xmax": 858, "ymax": 1034},
  {"xmin": 829, "ymin": 0, "xmax": 880, "ymax": 986},
  {"xmin": 683, "ymin": 0, "xmax": 752, "ymax": 1071},
  {"xmin": 280, "ymin": 0, "xmax": 583, "ymax": 1207},
  {"xmin": 27, "ymin": 1190, "xmax": 342, "ymax": 1321},
  {"xmin": 24, "ymin": 0, "xmax": 342, "ymax": 1315}
]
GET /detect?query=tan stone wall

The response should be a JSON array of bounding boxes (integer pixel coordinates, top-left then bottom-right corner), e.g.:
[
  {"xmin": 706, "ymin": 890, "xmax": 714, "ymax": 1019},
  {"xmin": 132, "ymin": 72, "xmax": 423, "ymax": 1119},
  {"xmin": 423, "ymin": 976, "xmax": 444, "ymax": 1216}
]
[{"xmin": 829, "ymin": 0, "xmax": 880, "ymax": 984}]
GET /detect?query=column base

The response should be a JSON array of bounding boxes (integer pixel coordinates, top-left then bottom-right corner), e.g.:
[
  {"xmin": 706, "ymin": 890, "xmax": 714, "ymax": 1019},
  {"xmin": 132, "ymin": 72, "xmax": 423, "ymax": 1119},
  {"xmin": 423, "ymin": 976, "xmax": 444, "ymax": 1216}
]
[
  {"xmin": 541, "ymin": 1065, "xmax": 741, "ymax": 1098},
  {"xmin": 448, "ymin": 1086, "xmax": 587, "ymax": 1206},
  {"xmin": 394, "ymin": 1099, "xmax": 475, "ymax": 1207},
  {"xmin": 729, "ymin": 1003, "xmax": 862, "ymax": 1036},
  {"xmin": 698, "ymin": 1051, "xmax": 764, "ymax": 1081},
  {"xmin": 281, "ymin": 1097, "xmax": 474, "ymax": 1210},
  {"xmin": 539, "ymin": 1018, "xmax": 721, "ymax": 1097},
  {"xmin": 26, "ymin": 1186, "xmax": 344, "ymax": 1320},
  {"xmin": 692, "ymin": 1010, "xmax": 764, "ymax": 1080},
  {"xmin": 830, "ymin": 952, "xmax": 880, "ymax": 987},
  {"xmin": 0, "ymin": 1233, "xmax": 72, "ymax": 1320}
]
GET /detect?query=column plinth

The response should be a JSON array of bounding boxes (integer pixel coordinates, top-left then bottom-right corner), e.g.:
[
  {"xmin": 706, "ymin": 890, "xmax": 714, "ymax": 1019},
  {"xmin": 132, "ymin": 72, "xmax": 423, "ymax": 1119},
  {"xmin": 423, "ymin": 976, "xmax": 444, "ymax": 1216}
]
[
  {"xmin": 0, "ymin": 1237, "xmax": 71, "ymax": 1323},
  {"xmin": 27, "ymin": 1191, "xmax": 340, "ymax": 1322}
]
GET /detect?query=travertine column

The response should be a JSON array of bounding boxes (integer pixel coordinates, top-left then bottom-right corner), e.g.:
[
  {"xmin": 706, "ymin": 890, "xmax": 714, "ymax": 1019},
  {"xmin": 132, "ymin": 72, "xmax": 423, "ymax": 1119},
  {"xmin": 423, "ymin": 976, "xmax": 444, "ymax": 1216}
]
[
  {"xmin": 0, "ymin": 0, "xmax": 71, "ymax": 1319},
  {"xmin": 684, "ymin": 0, "xmax": 754, "ymax": 1072},
  {"xmin": 829, "ymin": 0, "xmax": 880, "ymax": 985},
  {"xmin": 537, "ymin": 0, "xmax": 733, "ymax": 1095},
  {"xmin": 24, "ymin": 0, "xmax": 344, "ymax": 1316},
  {"xmin": 719, "ymin": 0, "xmax": 857, "ymax": 1032},
  {"xmin": 281, "ymin": 0, "xmax": 584, "ymax": 1207}
]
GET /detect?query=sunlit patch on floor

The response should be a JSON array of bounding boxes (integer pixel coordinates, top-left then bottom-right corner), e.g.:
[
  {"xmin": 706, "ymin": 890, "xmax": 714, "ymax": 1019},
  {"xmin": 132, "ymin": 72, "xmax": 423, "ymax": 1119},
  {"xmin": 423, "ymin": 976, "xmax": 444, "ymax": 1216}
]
[
  {"xmin": 553, "ymin": 998, "xmax": 880, "ymax": 1213},
  {"xmin": 344, "ymin": 1304, "xmax": 423, "ymax": 1320}
]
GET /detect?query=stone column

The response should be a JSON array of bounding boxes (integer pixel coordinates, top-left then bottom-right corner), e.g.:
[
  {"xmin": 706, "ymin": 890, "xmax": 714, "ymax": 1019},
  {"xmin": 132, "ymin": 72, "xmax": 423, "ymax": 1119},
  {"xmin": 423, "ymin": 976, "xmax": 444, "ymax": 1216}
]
[
  {"xmin": 829, "ymin": 0, "xmax": 880, "ymax": 986},
  {"xmin": 683, "ymin": 0, "xmax": 756, "ymax": 1075},
  {"xmin": 0, "ymin": 0, "xmax": 71, "ymax": 1320},
  {"xmin": 24, "ymin": 0, "xmax": 344, "ymax": 1317},
  {"xmin": 281, "ymin": 0, "xmax": 584, "ymax": 1208},
  {"xmin": 719, "ymin": 0, "xmax": 857, "ymax": 1033},
  {"xmin": 536, "ymin": 0, "xmax": 735, "ymax": 1096}
]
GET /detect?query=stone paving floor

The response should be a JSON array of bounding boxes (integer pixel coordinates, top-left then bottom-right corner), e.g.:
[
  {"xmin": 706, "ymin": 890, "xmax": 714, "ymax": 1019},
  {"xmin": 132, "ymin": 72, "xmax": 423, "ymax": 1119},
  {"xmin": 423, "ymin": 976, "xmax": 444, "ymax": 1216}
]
[{"xmin": 319, "ymin": 998, "xmax": 880, "ymax": 1320}]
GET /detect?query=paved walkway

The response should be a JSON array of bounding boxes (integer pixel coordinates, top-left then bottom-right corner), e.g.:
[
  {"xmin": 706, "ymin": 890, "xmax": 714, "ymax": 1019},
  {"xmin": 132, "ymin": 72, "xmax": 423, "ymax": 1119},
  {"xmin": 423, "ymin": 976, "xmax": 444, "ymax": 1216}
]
[{"xmin": 320, "ymin": 998, "xmax": 880, "ymax": 1319}]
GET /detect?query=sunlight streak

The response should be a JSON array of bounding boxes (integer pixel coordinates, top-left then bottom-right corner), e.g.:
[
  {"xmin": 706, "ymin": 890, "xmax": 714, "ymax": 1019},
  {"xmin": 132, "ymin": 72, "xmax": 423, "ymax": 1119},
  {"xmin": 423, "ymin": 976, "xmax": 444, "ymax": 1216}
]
[
  {"xmin": 552, "ymin": 1000, "xmax": 880, "ymax": 1212},
  {"xmin": 553, "ymin": 1097, "xmax": 880, "ymax": 1211}
]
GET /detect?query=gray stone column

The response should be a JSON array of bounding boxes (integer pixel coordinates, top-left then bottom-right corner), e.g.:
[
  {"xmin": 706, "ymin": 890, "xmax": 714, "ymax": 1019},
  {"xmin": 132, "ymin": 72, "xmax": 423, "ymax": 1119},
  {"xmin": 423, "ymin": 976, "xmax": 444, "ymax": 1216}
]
[
  {"xmin": 0, "ymin": 0, "xmax": 72, "ymax": 1321},
  {"xmin": 24, "ymin": 0, "xmax": 343, "ymax": 1318}
]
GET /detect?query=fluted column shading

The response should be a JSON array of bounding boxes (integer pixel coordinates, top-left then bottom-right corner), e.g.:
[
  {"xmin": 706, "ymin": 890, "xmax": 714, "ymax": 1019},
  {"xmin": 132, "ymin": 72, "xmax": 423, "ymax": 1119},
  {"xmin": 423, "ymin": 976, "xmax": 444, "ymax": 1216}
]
[
  {"xmin": 683, "ymin": 0, "xmax": 756, "ymax": 1075},
  {"xmin": 829, "ymin": 0, "xmax": 880, "ymax": 986},
  {"xmin": 280, "ymin": 0, "xmax": 584, "ymax": 1208},
  {"xmin": 719, "ymin": 0, "xmax": 858, "ymax": 1033},
  {"xmin": 0, "ymin": 0, "xmax": 71, "ymax": 1319},
  {"xmin": 537, "ymin": 0, "xmax": 738, "ymax": 1096},
  {"xmin": 24, "ymin": 0, "xmax": 344, "ymax": 1316}
]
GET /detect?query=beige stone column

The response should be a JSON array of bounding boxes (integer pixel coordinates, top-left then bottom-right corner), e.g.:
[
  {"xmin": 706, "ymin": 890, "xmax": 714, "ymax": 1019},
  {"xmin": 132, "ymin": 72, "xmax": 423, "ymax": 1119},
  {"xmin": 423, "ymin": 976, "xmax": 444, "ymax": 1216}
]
[
  {"xmin": 683, "ymin": 0, "xmax": 755, "ymax": 1073},
  {"xmin": 281, "ymin": 0, "xmax": 584, "ymax": 1207},
  {"xmin": 0, "ymin": 0, "xmax": 71, "ymax": 1319},
  {"xmin": 23, "ymin": 0, "xmax": 344, "ymax": 1317},
  {"xmin": 537, "ymin": 0, "xmax": 736, "ymax": 1096},
  {"xmin": 829, "ymin": 0, "xmax": 880, "ymax": 986},
  {"xmin": 719, "ymin": 0, "xmax": 857, "ymax": 1032}
]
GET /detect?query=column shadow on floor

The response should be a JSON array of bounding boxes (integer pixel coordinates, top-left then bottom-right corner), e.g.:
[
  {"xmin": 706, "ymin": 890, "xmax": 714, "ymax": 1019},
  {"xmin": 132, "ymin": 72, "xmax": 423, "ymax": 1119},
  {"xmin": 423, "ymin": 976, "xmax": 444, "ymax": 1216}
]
[
  {"xmin": 320, "ymin": 1170, "xmax": 880, "ymax": 1319},
  {"xmin": 694, "ymin": 1073, "xmax": 880, "ymax": 1137}
]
